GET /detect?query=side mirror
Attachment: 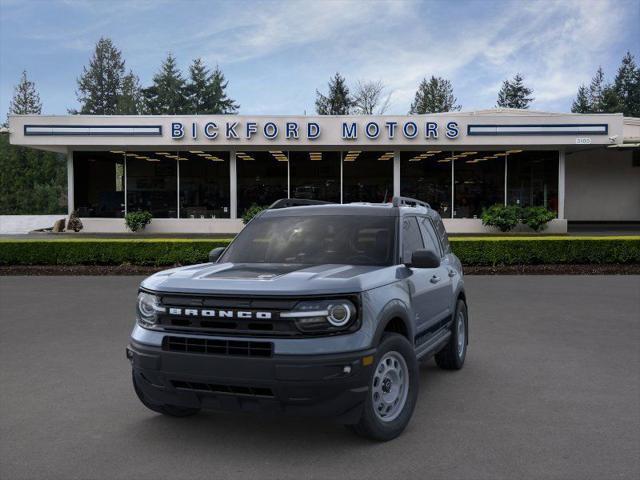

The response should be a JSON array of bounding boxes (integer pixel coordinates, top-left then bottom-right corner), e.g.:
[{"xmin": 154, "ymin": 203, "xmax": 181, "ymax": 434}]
[
  {"xmin": 208, "ymin": 247, "xmax": 225, "ymax": 263},
  {"xmin": 408, "ymin": 249, "xmax": 440, "ymax": 269}
]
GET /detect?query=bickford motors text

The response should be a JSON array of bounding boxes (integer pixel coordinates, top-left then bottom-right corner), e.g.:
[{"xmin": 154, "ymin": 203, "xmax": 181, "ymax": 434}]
[{"xmin": 171, "ymin": 120, "xmax": 460, "ymax": 141}]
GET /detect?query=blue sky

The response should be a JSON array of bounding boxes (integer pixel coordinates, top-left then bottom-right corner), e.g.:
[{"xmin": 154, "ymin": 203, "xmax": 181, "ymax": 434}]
[{"xmin": 1, "ymin": 0, "xmax": 638, "ymax": 118}]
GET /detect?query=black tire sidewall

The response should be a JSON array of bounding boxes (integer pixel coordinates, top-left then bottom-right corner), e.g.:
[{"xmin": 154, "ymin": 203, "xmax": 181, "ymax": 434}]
[
  {"xmin": 455, "ymin": 300, "xmax": 468, "ymax": 366},
  {"xmin": 360, "ymin": 333, "xmax": 419, "ymax": 440}
]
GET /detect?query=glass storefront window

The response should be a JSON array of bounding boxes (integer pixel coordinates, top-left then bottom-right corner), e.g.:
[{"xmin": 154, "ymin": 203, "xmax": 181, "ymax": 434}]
[
  {"xmin": 343, "ymin": 150, "xmax": 394, "ymax": 203},
  {"xmin": 453, "ymin": 151, "xmax": 505, "ymax": 218},
  {"xmin": 126, "ymin": 152, "xmax": 177, "ymax": 218},
  {"xmin": 507, "ymin": 150, "xmax": 558, "ymax": 213},
  {"xmin": 73, "ymin": 148, "xmax": 561, "ymax": 221},
  {"xmin": 178, "ymin": 151, "xmax": 230, "ymax": 218},
  {"xmin": 73, "ymin": 151, "xmax": 125, "ymax": 217},
  {"xmin": 400, "ymin": 150, "xmax": 453, "ymax": 217},
  {"xmin": 237, "ymin": 150, "xmax": 288, "ymax": 216},
  {"xmin": 289, "ymin": 151, "xmax": 340, "ymax": 203}
]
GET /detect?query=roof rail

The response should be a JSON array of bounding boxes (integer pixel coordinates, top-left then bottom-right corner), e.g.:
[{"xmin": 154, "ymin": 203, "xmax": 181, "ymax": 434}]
[
  {"xmin": 391, "ymin": 196, "xmax": 431, "ymax": 209},
  {"xmin": 268, "ymin": 198, "xmax": 334, "ymax": 209}
]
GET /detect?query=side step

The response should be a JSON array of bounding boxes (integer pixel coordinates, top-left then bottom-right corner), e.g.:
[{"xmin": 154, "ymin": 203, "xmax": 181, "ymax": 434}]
[{"xmin": 415, "ymin": 328, "xmax": 451, "ymax": 360}]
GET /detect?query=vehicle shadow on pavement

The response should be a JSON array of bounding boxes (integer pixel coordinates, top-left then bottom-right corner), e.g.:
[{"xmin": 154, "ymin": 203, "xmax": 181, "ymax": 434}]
[{"xmin": 120, "ymin": 359, "xmax": 453, "ymax": 450}]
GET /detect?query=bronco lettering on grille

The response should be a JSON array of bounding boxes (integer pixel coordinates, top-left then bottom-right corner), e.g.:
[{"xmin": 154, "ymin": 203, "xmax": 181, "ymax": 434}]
[{"xmin": 167, "ymin": 308, "xmax": 272, "ymax": 320}]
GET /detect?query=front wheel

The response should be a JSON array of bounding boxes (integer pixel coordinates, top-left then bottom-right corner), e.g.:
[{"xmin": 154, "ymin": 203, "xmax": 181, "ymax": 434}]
[
  {"xmin": 435, "ymin": 299, "xmax": 468, "ymax": 370},
  {"xmin": 349, "ymin": 333, "xmax": 419, "ymax": 441}
]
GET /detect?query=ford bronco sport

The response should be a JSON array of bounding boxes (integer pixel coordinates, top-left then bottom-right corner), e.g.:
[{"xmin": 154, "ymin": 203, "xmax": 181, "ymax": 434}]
[{"xmin": 127, "ymin": 196, "xmax": 469, "ymax": 441}]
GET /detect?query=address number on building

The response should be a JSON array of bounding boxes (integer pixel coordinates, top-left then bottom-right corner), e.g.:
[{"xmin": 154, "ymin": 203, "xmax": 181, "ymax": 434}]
[{"xmin": 576, "ymin": 137, "xmax": 592, "ymax": 144}]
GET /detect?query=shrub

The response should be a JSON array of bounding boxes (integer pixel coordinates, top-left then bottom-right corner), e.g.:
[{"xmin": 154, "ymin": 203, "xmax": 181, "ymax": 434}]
[
  {"xmin": 242, "ymin": 204, "xmax": 267, "ymax": 224},
  {"xmin": 66, "ymin": 210, "xmax": 83, "ymax": 232},
  {"xmin": 481, "ymin": 204, "xmax": 520, "ymax": 232},
  {"xmin": 521, "ymin": 206, "xmax": 556, "ymax": 232},
  {"xmin": 0, "ymin": 237, "xmax": 638, "ymax": 267},
  {"xmin": 125, "ymin": 211, "xmax": 153, "ymax": 232},
  {"xmin": 449, "ymin": 237, "xmax": 640, "ymax": 266},
  {"xmin": 0, "ymin": 239, "xmax": 233, "ymax": 266}
]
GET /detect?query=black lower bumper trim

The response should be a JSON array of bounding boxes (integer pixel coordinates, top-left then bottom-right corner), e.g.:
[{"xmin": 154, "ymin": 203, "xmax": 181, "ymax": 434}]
[{"xmin": 128, "ymin": 340, "xmax": 375, "ymax": 423}]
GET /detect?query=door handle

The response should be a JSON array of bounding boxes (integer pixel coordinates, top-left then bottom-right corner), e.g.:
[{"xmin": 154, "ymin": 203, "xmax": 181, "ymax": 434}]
[
  {"xmin": 448, "ymin": 269, "xmax": 457, "ymax": 277},
  {"xmin": 430, "ymin": 275, "xmax": 441, "ymax": 284}
]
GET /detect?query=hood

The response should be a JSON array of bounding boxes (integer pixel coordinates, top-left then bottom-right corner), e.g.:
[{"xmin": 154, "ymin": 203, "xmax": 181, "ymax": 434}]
[{"xmin": 141, "ymin": 262, "xmax": 401, "ymax": 296}]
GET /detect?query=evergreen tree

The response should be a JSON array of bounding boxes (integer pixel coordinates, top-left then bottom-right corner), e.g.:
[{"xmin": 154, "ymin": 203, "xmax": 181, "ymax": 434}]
[
  {"xmin": 588, "ymin": 66, "xmax": 607, "ymax": 112},
  {"xmin": 186, "ymin": 58, "xmax": 209, "ymax": 113},
  {"xmin": 409, "ymin": 76, "xmax": 461, "ymax": 114},
  {"xmin": 496, "ymin": 73, "xmax": 534, "ymax": 109},
  {"xmin": 315, "ymin": 73, "xmax": 353, "ymax": 115},
  {"xmin": 185, "ymin": 59, "xmax": 239, "ymax": 114},
  {"xmin": 601, "ymin": 84, "xmax": 623, "ymax": 113},
  {"xmin": 613, "ymin": 51, "xmax": 640, "ymax": 117},
  {"xmin": 74, "ymin": 37, "xmax": 126, "ymax": 114},
  {"xmin": 208, "ymin": 65, "xmax": 239, "ymax": 114},
  {"xmin": 117, "ymin": 70, "xmax": 144, "ymax": 114},
  {"xmin": 143, "ymin": 53, "xmax": 188, "ymax": 114},
  {"xmin": 571, "ymin": 85, "xmax": 591, "ymax": 113},
  {"xmin": 1, "ymin": 72, "xmax": 66, "ymax": 214},
  {"xmin": 8, "ymin": 70, "xmax": 42, "ymax": 116}
]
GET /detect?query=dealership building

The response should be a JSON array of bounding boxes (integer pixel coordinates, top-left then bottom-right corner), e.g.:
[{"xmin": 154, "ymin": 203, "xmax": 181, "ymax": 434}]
[{"xmin": 7, "ymin": 109, "xmax": 640, "ymax": 233}]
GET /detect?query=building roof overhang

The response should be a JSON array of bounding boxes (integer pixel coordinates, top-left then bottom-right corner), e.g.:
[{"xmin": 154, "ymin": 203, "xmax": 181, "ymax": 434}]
[{"xmin": 6, "ymin": 111, "xmax": 628, "ymax": 152}]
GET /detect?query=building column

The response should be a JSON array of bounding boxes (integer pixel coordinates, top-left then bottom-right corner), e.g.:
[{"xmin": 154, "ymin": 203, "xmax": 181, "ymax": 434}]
[
  {"xmin": 340, "ymin": 151, "xmax": 344, "ymax": 204},
  {"xmin": 393, "ymin": 150, "xmax": 400, "ymax": 198},
  {"xmin": 66, "ymin": 149, "xmax": 74, "ymax": 216},
  {"xmin": 176, "ymin": 158, "xmax": 180, "ymax": 219},
  {"xmin": 558, "ymin": 149, "xmax": 566, "ymax": 219},
  {"xmin": 230, "ymin": 150, "xmax": 237, "ymax": 219},
  {"xmin": 504, "ymin": 153, "xmax": 508, "ymax": 206}
]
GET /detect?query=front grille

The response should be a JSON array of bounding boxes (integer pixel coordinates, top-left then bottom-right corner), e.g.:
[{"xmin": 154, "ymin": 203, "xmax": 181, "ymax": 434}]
[
  {"xmin": 156, "ymin": 295, "xmax": 300, "ymax": 337},
  {"xmin": 171, "ymin": 380, "xmax": 274, "ymax": 398},
  {"xmin": 163, "ymin": 336, "xmax": 273, "ymax": 357}
]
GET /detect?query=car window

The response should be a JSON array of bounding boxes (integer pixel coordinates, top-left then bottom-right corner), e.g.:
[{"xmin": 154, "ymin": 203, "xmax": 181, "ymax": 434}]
[
  {"xmin": 401, "ymin": 217, "xmax": 424, "ymax": 263},
  {"xmin": 433, "ymin": 216, "xmax": 451, "ymax": 253},
  {"xmin": 419, "ymin": 217, "xmax": 442, "ymax": 257},
  {"xmin": 220, "ymin": 215, "xmax": 396, "ymax": 266}
]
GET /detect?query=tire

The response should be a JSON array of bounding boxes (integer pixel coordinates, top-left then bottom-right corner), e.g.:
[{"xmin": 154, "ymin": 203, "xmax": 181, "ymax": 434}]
[
  {"xmin": 350, "ymin": 333, "xmax": 419, "ymax": 441},
  {"xmin": 132, "ymin": 371, "xmax": 200, "ymax": 418},
  {"xmin": 435, "ymin": 299, "xmax": 468, "ymax": 370}
]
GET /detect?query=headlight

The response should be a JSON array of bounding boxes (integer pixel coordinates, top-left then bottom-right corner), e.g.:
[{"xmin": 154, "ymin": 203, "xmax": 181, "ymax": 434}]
[
  {"xmin": 282, "ymin": 299, "xmax": 358, "ymax": 334},
  {"xmin": 136, "ymin": 292, "xmax": 164, "ymax": 327}
]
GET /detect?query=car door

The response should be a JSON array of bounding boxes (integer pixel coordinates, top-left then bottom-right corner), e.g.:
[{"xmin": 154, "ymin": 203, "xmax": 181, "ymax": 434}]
[
  {"xmin": 418, "ymin": 216, "xmax": 453, "ymax": 328},
  {"xmin": 401, "ymin": 216, "xmax": 448, "ymax": 338}
]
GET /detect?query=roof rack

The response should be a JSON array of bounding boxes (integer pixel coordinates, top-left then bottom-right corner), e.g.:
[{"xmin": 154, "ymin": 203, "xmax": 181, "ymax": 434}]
[
  {"xmin": 268, "ymin": 198, "xmax": 335, "ymax": 209},
  {"xmin": 391, "ymin": 196, "xmax": 431, "ymax": 209}
]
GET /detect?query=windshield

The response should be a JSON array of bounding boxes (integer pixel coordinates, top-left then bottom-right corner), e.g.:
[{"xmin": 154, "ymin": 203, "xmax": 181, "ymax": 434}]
[{"xmin": 220, "ymin": 215, "xmax": 396, "ymax": 266}]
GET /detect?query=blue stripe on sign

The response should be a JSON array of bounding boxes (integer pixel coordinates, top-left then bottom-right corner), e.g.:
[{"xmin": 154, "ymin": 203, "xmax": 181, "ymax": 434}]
[
  {"xmin": 467, "ymin": 124, "xmax": 608, "ymax": 136},
  {"xmin": 24, "ymin": 125, "xmax": 163, "ymax": 136}
]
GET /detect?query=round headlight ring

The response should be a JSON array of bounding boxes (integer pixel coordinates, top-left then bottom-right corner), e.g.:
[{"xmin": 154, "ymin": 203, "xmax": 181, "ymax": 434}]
[
  {"xmin": 137, "ymin": 292, "xmax": 159, "ymax": 325},
  {"xmin": 327, "ymin": 303, "xmax": 351, "ymax": 327}
]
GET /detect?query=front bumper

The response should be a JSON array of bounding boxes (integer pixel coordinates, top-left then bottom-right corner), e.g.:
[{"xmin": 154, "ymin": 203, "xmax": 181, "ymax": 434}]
[{"xmin": 127, "ymin": 339, "xmax": 376, "ymax": 423}]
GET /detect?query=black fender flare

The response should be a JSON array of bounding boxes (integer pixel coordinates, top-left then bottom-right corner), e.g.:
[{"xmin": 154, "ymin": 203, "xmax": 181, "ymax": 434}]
[{"xmin": 371, "ymin": 299, "xmax": 414, "ymax": 347}]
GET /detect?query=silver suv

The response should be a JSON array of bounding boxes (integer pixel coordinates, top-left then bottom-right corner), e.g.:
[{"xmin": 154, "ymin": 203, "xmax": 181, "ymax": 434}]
[{"xmin": 127, "ymin": 197, "xmax": 468, "ymax": 441}]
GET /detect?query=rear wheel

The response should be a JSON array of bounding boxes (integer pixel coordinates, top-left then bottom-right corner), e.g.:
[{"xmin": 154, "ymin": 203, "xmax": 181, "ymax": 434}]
[
  {"xmin": 132, "ymin": 372, "xmax": 200, "ymax": 417},
  {"xmin": 435, "ymin": 299, "xmax": 468, "ymax": 370},
  {"xmin": 349, "ymin": 333, "xmax": 419, "ymax": 441}
]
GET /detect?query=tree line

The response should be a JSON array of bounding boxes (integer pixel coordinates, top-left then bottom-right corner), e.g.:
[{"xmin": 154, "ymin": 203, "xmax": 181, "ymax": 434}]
[
  {"xmin": 314, "ymin": 52, "xmax": 639, "ymax": 116},
  {"xmin": 72, "ymin": 37, "xmax": 239, "ymax": 115},
  {"xmin": 5, "ymin": 36, "xmax": 639, "ymax": 119}
]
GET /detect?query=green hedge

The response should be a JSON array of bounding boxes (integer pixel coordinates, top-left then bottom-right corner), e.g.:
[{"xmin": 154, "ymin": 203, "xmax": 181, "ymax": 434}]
[
  {"xmin": 0, "ymin": 239, "xmax": 233, "ymax": 266},
  {"xmin": 0, "ymin": 237, "xmax": 639, "ymax": 267},
  {"xmin": 449, "ymin": 237, "xmax": 640, "ymax": 266}
]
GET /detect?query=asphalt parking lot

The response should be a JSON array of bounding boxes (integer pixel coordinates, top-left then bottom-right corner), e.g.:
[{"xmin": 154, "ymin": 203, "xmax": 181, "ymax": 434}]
[{"xmin": 1, "ymin": 275, "xmax": 638, "ymax": 480}]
